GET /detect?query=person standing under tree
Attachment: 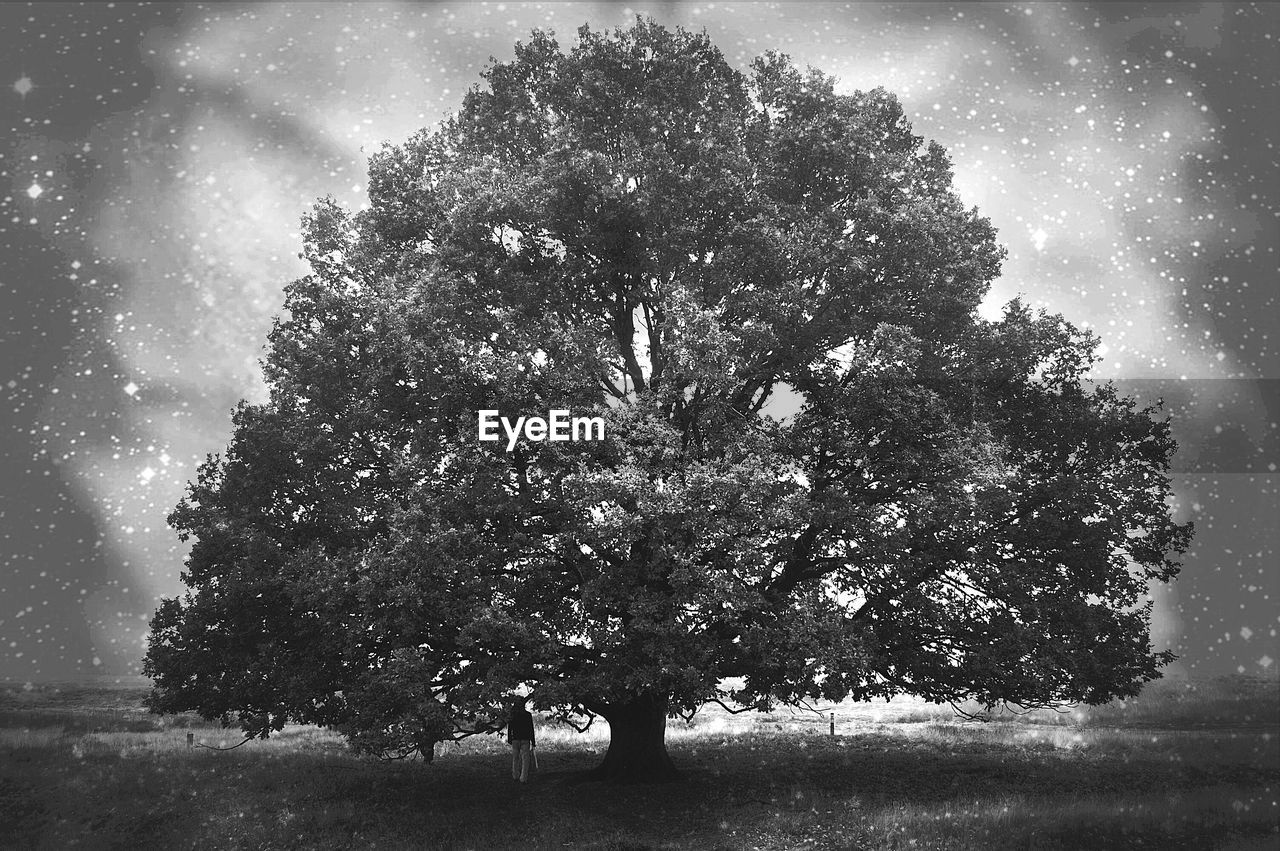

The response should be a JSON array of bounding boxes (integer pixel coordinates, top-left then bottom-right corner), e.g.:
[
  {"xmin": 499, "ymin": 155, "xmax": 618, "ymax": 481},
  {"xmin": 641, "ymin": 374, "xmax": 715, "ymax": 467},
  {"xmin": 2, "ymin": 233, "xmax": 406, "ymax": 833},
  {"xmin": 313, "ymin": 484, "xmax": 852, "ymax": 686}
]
[{"xmin": 507, "ymin": 697, "xmax": 536, "ymax": 783}]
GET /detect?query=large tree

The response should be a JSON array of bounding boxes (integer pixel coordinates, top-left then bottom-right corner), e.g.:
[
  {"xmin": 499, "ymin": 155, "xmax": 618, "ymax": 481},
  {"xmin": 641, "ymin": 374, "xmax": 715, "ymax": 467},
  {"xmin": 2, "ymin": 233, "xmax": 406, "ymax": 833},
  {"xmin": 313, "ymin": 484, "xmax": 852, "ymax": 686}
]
[{"xmin": 144, "ymin": 20, "xmax": 1190, "ymax": 783}]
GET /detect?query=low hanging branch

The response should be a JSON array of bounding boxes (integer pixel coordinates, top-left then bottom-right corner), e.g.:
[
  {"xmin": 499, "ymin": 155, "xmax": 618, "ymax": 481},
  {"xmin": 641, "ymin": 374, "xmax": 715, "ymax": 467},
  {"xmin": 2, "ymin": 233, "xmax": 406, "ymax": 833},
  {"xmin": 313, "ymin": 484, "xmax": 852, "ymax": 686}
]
[
  {"xmin": 194, "ymin": 736, "xmax": 255, "ymax": 751},
  {"xmin": 707, "ymin": 697, "xmax": 755, "ymax": 715}
]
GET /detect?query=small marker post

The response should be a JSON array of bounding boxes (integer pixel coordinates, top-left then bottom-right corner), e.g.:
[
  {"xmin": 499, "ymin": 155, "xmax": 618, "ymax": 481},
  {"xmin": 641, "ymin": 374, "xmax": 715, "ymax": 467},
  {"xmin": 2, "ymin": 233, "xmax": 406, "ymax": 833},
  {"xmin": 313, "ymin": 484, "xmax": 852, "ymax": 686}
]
[{"xmin": 830, "ymin": 712, "xmax": 835, "ymax": 736}]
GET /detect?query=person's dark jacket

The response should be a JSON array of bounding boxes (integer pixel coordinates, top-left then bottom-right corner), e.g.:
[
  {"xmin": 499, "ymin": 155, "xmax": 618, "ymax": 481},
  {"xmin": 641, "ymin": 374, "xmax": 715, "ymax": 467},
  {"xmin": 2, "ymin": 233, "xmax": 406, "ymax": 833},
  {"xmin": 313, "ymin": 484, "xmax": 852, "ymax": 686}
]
[{"xmin": 508, "ymin": 706, "xmax": 535, "ymax": 745}]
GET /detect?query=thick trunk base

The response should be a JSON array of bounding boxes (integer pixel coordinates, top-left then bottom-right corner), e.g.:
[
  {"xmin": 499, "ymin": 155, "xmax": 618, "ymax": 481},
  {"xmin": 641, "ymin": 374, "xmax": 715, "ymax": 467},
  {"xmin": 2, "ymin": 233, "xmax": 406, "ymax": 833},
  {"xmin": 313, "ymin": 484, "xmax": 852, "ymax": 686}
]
[{"xmin": 587, "ymin": 693, "xmax": 680, "ymax": 784}]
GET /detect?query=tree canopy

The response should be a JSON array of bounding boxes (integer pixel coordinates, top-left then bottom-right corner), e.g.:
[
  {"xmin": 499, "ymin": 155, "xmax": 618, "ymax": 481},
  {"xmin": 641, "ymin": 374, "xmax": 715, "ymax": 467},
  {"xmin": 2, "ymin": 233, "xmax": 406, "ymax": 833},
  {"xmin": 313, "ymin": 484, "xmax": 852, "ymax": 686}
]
[{"xmin": 144, "ymin": 19, "xmax": 1191, "ymax": 782}]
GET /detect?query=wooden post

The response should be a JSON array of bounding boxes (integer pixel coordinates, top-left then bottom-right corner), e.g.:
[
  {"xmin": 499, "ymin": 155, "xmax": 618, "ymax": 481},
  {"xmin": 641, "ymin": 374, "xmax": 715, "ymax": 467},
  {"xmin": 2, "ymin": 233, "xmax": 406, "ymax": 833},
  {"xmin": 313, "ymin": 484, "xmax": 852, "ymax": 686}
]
[
  {"xmin": 187, "ymin": 732, "xmax": 194, "ymax": 749},
  {"xmin": 829, "ymin": 712, "xmax": 835, "ymax": 736}
]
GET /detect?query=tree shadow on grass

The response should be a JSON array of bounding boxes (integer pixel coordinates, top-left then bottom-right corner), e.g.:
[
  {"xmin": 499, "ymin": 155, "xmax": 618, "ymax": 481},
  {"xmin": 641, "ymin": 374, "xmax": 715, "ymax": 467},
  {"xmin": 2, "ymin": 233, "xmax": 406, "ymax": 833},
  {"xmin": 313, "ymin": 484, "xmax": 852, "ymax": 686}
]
[
  {"xmin": 4, "ymin": 724, "xmax": 1275, "ymax": 849},
  {"xmin": 470, "ymin": 731, "xmax": 1276, "ymax": 849}
]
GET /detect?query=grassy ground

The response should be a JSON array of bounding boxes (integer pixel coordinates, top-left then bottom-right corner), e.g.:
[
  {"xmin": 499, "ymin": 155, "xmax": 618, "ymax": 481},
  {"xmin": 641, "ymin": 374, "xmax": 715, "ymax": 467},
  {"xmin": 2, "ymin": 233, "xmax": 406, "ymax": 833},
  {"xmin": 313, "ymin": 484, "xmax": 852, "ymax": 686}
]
[{"xmin": 1, "ymin": 676, "xmax": 1276, "ymax": 850}]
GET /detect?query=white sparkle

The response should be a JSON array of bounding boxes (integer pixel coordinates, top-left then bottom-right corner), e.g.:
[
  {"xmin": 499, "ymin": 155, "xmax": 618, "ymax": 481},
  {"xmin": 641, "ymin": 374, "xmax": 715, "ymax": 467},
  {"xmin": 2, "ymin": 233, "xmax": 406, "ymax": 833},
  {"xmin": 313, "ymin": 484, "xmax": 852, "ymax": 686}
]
[
  {"xmin": 13, "ymin": 76, "xmax": 33, "ymax": 96},
  {"xmin": 140, "ymin": 466, "xmax": 156, "ymax": 483},
  {"xmin": 1031, "ymin": 228, "xmax": 1049, "ymax": 252},
  {"xmin": 123, "ymin": 381, "xmax": 139, "ymax": 396},
  {"xmin": 26, "ymin": 183, "xmax": 43, "ymax": 199}
]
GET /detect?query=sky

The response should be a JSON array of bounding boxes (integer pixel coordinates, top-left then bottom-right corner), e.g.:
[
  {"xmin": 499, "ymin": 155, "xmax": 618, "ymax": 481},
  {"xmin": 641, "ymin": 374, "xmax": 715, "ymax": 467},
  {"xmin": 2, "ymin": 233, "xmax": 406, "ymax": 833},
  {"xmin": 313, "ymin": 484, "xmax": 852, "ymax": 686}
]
[{"xmin": 0, "ymin": 1, "xmax": 1276, "ymax": 683}]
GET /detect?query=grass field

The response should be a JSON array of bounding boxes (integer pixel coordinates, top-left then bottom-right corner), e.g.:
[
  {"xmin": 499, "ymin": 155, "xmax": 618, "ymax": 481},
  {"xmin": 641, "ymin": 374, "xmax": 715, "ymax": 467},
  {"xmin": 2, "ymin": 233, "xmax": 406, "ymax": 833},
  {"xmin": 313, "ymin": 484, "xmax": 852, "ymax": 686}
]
[{"xmin": 1, "ymin": 675, "xmax": 1276, "ymax": 850}]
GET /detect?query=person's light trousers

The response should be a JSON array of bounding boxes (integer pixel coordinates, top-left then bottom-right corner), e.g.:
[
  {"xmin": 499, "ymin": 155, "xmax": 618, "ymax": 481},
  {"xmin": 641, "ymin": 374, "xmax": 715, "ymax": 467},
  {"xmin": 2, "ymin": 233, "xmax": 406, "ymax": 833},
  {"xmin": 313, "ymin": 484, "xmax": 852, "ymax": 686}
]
[{"xmin": 510, "ymin": 739, "xmax": 533, "ymax": 782}]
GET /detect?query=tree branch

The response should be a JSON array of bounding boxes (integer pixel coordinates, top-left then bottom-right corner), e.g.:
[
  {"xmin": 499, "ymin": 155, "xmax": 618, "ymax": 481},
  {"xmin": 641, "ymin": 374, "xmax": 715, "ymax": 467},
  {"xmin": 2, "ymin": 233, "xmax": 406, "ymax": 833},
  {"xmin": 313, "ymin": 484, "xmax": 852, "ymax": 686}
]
[
  {"xmin": 708, "ymin": 697, "xmax": 755, "ymax": 715},
  {"xmin": 611, "ymin": 275, "xmax": 647, "ymax": 393}
]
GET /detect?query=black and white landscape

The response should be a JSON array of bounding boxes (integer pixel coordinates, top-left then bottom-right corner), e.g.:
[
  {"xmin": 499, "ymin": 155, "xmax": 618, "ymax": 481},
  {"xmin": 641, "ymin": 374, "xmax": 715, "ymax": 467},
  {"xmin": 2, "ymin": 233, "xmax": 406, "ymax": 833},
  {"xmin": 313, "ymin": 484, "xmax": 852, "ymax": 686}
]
[{"xmin": 1, "ymin": 3, "xmax": 1276, "ymax": 849}]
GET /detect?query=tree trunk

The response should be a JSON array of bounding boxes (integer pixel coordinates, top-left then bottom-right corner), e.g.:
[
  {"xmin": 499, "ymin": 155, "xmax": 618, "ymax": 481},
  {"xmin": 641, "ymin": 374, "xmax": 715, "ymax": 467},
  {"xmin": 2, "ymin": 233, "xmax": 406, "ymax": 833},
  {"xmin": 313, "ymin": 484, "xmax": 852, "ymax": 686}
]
[{"xmin": 587, "ymin": 693, "xmax": 680, "ymax": 784}]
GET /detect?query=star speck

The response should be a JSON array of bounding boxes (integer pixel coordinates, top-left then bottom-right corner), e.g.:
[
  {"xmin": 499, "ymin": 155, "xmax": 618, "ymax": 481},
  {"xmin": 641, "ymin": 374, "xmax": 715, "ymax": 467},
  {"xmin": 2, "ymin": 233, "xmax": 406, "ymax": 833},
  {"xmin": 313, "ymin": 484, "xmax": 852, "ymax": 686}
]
[
  {"xmin": 13, "ymin": 76, "xmax": 33, "ymax": 96},
  {"xmin": 27, "ymin": 183, "xmax": 43, "ymax": 200}
]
